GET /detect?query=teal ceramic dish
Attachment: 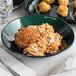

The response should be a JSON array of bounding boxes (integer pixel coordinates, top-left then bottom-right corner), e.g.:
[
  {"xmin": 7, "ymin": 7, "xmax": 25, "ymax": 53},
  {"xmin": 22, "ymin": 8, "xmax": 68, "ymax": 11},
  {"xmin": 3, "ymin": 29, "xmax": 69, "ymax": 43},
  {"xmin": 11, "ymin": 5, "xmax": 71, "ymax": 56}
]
[{"xmin": 1, "ymin": 15, "xmax": 74, "ymax": 58}]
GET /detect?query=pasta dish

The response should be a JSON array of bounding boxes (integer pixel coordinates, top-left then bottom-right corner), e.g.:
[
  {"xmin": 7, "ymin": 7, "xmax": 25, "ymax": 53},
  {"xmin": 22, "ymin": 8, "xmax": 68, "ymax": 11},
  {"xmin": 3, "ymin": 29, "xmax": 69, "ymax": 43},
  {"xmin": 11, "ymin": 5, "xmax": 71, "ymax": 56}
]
[{"xmin": 14, "ymin": 23, "xmax": 67, "ymax": 56}]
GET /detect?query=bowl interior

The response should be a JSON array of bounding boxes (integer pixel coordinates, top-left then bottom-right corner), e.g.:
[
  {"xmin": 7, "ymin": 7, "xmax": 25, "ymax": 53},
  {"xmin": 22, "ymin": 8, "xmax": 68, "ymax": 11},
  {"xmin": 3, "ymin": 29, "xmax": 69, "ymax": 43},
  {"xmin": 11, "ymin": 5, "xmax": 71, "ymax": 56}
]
[{"xmin": 1, "ymin": 15, "xmax": 74, "ymax": 57}]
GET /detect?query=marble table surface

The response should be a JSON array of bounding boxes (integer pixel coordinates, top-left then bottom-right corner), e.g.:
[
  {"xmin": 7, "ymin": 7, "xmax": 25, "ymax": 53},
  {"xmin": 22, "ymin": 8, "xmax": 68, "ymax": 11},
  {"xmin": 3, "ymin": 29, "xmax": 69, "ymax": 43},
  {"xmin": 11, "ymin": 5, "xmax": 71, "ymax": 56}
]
[{"xmin": 0, "ymin": 2, "xmax": 76, "ymax": 76}]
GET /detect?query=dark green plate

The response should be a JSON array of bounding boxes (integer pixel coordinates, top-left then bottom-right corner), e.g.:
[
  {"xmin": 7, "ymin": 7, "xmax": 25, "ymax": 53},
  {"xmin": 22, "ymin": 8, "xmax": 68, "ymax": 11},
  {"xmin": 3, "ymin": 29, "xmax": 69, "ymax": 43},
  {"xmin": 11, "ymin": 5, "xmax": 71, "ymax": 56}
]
[
  {"xmin": 25, "ymin": 0, "xmax": 76, "ymax": 23},
  {"xmin": 1, "ymin": 15, "xmax": 74, "ymax": 58}
]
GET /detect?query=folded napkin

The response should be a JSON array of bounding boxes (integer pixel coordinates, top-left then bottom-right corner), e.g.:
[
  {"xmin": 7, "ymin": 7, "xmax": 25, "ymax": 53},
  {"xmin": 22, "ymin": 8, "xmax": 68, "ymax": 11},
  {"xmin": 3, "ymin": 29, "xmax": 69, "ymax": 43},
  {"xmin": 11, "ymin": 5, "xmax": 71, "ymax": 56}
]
[{"xmin": 0, "ymin": 47, "xmax": 36, "ymax": 76}]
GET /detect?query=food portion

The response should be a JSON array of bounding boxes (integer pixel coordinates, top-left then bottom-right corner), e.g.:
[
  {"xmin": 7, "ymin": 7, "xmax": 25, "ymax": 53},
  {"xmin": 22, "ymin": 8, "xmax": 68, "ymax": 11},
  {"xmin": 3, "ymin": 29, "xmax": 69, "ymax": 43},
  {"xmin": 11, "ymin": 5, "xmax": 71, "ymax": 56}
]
[
  {"xmin": 14, "ymin": 23, "xmax": 68, "ymax": 56},
  {"xmin": 43, "ymin": 0, "xmax": 55, "ymax": 4},
  {"xmin": 38, "ymin": 2, "xmax": 51, "ymax": 12},
  {"xmin": 74, "ymin": 0, "xmax": 76, "ymax": 8},
  {"xmin": 36, "ymin": 0, "xmax": 54, "ymax": 13},
  {"xmin": 57, "ymin": 5, "xmax": 68, "ymax": 17},
  {"xmin": 57, "ymin": 0, "xmax": 69, "ymax": 17},
  {"xmin": 15, "ymin": 27, "xmax": 38, "ymax": 48},
  {"xmin": 58, "ymin": 0, "xmax": 69, "ymax": 5}
]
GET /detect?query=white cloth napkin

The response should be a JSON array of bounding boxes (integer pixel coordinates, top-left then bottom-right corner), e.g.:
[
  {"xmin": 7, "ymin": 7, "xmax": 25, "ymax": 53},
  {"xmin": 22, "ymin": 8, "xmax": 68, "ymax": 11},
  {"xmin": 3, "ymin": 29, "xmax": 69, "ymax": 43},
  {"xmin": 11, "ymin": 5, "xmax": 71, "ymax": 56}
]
[{"xmin": 0, "ymin": 47, "xmax": 36, "ymax": 76}]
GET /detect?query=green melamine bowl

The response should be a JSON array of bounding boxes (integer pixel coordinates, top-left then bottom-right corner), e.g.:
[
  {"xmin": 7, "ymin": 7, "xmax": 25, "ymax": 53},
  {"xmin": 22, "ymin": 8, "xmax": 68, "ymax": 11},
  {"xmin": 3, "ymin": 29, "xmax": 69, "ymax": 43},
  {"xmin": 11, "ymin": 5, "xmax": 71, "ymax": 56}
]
[{"xmin": 1, "ymin": 15, "xmax": 74, "ymax": 58}]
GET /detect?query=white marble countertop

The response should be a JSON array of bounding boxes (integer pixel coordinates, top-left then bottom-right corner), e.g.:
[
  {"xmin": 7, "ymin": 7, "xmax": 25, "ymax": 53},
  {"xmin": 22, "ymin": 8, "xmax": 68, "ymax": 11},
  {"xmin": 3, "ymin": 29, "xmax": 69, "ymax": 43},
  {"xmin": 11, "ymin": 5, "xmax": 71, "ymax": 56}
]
[{"xmin": 0, "ymin": 1, "xmax": 76, "ymax": 76}]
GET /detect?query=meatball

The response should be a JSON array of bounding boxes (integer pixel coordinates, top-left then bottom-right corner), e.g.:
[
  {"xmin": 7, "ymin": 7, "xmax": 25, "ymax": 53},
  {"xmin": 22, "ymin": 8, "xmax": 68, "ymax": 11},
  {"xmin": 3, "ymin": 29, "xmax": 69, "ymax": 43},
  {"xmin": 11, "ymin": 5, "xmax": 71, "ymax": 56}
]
[
  {"xmin": 15, "ymin": 27, "xmax": 38, "ymax": 48},
  {"xmin": 39, "ymin": 1, "xmax": 51, "ymax": 12}
]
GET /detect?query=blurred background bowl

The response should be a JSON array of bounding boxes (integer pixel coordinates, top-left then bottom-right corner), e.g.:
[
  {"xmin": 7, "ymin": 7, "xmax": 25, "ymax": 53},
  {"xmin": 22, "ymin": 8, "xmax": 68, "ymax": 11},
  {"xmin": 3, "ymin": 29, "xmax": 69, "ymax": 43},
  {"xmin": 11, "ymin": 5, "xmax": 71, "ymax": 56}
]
[{"xmin": 13, "ymin": 0, "xmax": 25, "ymax": 9}]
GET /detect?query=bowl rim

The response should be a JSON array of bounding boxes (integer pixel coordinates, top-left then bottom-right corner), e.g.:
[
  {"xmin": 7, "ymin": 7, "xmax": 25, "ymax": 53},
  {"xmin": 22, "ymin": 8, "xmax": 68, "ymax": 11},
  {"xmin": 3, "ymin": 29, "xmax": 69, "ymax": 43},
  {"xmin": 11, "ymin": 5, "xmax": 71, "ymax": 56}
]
[{"xmin": 1, "ymin": 15, "xmax": 75, "ymax": 58}]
